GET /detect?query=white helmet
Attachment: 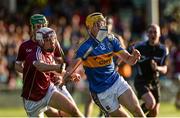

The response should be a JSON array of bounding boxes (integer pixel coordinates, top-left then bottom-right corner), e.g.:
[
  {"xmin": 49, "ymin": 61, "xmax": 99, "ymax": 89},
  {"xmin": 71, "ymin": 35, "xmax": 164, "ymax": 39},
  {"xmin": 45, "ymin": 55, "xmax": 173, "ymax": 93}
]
[{"xmin": 36, "ymin": 27, "xmax": 56, "ymax": 46}]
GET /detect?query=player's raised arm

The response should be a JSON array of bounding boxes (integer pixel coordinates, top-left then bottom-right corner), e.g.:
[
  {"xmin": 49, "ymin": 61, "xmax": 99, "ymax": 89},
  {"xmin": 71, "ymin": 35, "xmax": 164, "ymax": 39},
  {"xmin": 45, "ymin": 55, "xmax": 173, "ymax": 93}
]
[
  {"xmin": 114, "ymin": 48, "xmax": 141, "ymax": 65},
  {"xmin": 33, "ymin": 61, "xmax": 62, "ymax": 72}
]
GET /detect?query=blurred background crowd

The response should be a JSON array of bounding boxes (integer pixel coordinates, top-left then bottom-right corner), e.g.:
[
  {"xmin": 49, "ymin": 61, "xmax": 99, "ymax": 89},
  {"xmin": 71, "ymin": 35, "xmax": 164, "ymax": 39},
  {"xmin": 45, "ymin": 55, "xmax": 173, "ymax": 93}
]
[{"xmin": 0, "ymin": 0, "xmax": 179, "ymax": 105}]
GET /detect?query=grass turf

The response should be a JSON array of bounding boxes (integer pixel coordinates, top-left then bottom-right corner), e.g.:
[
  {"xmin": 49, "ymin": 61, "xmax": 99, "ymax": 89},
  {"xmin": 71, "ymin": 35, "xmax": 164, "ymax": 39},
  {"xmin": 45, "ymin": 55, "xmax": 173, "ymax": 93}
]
[{"xmin": 0, "ymin": 102, "xmax": 180, "ymax": 117}]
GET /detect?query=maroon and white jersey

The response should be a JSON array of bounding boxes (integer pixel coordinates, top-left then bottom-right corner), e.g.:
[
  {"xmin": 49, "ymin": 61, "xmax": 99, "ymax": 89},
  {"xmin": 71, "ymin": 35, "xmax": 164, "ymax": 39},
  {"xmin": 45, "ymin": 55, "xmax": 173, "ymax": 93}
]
[
  {"xmin": 21, "ymin": 46, "xmax": 55, "ymax": 101},
  {"xmin": 16, "ymin": 38, "xmax": 61, "ymax": 64},
  {"xmin": 16, "ymin": 39, "xmax": 37, "ymax": 62}
]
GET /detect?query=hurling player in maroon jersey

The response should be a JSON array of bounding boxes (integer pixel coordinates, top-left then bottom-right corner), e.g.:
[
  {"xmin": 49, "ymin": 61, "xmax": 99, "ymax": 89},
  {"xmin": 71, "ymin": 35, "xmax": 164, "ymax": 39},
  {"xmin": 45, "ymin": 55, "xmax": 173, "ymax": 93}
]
[
  {"xmin": 15, "ymin": 14, "xmax": 77, "ymax": 117},
  {"xmin": 15, "ymin": 14, "xmax": 62, "ymax": 73},
  {"xmin": 22, "ymin": 27, "xmax": 83, "ymax": 117}
]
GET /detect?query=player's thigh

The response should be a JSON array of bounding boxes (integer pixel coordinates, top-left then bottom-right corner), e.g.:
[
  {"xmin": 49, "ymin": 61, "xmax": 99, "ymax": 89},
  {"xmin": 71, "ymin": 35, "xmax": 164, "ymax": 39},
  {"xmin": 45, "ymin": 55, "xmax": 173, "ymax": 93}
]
[
  {"xmin": 134, "ymin": 80, "xmax": 149, "ymax": 99},
  {"xmin": 57, "ymin": 85, "xmax": 76, "ymax": 105},
  {"xmin": 141, "ymin": 91, "xmax": 156, "ymax": 107},
  {"xmin": 48, "ymin": 91, "xmax": 77, "ymax": 114},
  {"xmin": 118, "ymin": 88, "xmax": 140, "ymax": 112},
  {"xmin": 109, "ymin": 106, "xmax": 130, "ymax": 117},
  {"xmin": 44, "ymin": 107, "xmax": 59, "ymax": 117},
  {"xmin": 91, "ymin": 78, "xmax": 129, "ymax": 116},
  {"xmin": 148, "ymin": 103, "xmax": 160, "ymax": 116}
]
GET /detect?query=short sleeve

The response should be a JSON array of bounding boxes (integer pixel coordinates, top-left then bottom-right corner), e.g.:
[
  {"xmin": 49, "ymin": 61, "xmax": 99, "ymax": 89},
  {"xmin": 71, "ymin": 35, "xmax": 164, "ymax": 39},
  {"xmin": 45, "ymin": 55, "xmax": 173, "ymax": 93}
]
[
  {"xmin": 76, "ymin": 46, "xmax": 88, "ymax": 60},
  {"xmin": 110, "ymin": 37, "xmax": 124, "ymax": 53},
  {"xmin": 16, "ymin": 44, "xmax": 26, "ymax": 62},
  {"xmin": 27, "ymin": 47, "xmax": 41, "ymax": 65}
]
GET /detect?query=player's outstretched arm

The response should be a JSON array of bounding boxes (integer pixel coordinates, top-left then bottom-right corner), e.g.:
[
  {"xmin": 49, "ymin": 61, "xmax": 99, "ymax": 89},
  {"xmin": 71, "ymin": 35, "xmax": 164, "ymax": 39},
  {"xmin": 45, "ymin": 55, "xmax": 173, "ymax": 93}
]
[
  {"xmin": 116, "ymin": 48, "xmax": 141, "ymax": 65},
  {"xmin": 33, "ymin": 60, "xmax": 62, "ymax": 72}
]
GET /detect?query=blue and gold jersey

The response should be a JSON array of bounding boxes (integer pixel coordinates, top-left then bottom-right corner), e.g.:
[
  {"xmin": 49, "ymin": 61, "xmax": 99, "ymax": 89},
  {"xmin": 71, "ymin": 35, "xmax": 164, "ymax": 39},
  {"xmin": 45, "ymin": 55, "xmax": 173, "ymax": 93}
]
[{"xmin": 76, "ymin": 36, "xmax": 124, "ymax": 93}]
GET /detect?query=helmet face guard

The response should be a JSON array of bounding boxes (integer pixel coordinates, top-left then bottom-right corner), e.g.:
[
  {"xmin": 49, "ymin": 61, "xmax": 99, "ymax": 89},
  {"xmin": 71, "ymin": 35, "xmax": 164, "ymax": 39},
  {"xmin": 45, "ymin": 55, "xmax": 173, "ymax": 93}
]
[
  {"xmin": 36, "ymin": 27, "xmax": 56, "ymax": 47},
  {"xmin": 85, "ymin": 12, "xmax": 106, "ymax": 30},
  {"xmin": 30, "ymin": 14, "xmax": 48, "ymax": 30}
]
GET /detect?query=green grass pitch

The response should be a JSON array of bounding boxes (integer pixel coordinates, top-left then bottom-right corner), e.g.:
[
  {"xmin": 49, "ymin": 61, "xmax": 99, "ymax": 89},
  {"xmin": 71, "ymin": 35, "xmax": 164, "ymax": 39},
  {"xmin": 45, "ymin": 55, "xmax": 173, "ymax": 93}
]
[{"xmin": 0, "ymin": 102, "xmax": 180, "ymax": 117}]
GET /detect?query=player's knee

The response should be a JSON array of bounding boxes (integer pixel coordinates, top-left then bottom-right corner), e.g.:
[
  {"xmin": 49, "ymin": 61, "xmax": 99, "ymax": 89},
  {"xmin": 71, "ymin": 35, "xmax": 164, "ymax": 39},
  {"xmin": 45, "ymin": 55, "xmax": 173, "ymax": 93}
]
[
  {"xmin": 146, "ymin": 99, "xmax": 156, "ymax": 110},
  {"xmin": 87, "ymin": 97, "xmax": 93, "ymax": 103},
  {"xmin": 131, "ymin": 104, "xmax": 145, "ymax": 117},
  {"xmin": 45, "ymin": 109, "xmax": 59, "ymax": 117},
  {"xmin": 70, "ymin": 107, "xmax": 78, "ymax": 115},
  {"xmin": 69, "ymin": 107, "xmax": 83, "ymax": 117},
  {"xmin": 148, "ymin": 108, "xmax": 158, "ymax": 117},
  {"xmin": 134, "ymin": 105, "xmax": 142, "ymax": 114},
  {"xmin": 151, "ymin": 109, "xmax": 158, "ymax": 116},
  {"xmin": 146, "ymin": 103, "xmax": 153, "ymax": 110}
]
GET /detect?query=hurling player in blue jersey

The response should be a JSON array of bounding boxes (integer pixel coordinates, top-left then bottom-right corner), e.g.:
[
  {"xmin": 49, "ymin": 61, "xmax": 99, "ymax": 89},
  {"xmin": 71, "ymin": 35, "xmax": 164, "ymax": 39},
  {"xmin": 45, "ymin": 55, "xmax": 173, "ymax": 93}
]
[{"xmin": 62, "ymin": 12, "xmax": 145, "ymax": 117}]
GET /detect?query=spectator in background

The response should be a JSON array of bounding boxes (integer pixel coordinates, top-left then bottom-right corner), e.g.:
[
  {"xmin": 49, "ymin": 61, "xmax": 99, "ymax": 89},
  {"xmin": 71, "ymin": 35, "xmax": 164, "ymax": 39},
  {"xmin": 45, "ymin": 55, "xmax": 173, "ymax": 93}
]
[
  {"xmin": 170, "ymin": 41, "xmax": 180, "ymax": 109},
  {"xmin": 6, "ymin": 44, "xmax": 17, "ymax": 89},
  {"xmin": 106, "ymin": 16, "xmax": 132, "ymax": 79},
  {"xmin": 0, "ymin": 19, "xmax": 8, "ymax": 85},
  {"xmin": 0, "ymin": 44, "xmax": 9, "ymax": 85},
  {"xmin": 106, "ymin": 16, "xmax": 126, "ymax": 49},
  {"xmin": 0, "ymin": 20, "xmax": 8, "ymax": 48},
  {"xmin": 134, "ymin": 24, "xmax": 169, "ymax": 117}
]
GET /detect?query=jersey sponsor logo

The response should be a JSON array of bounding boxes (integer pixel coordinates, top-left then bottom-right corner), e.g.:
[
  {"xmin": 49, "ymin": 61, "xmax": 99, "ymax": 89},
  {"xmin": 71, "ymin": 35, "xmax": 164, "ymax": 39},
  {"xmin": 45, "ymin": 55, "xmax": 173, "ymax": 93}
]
[
  {"xmin": 26, "ymin": 49, "xmax": 32, "ymax": 53},
  {"xmin": 139, "ymin": 56, "xmax": 162, "ymax": 63},
  {"xmin": 83, "ymin": 52, "xmax": 112, "ymax": 68},
  {"xmin": 94, "ymin": 56, "xmax": 111, "ymax": 65},
  {"xmin": 153, "ymin": 56, "xmax": 162, "ymax": 60},
  {"xmin": 99, "ymin": 43, "xmax": 106, "ymax": 50},
  {"xmin": 138, "ymin": 55, "xmax": 149, "ymax": 62}
]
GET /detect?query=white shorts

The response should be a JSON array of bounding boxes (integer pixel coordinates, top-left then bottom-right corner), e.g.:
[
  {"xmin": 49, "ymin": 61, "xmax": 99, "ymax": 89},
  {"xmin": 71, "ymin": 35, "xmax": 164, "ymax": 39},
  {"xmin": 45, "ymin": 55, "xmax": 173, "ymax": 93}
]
[
  {"xmin": 23, "ymin": 83, "xmax": 58, "ymax": 117},
  {"xmin": 56, "ymin": 85, "xmax": 76, "ymax": 105},
  {"xmin": 91, "ymin": 76, "xmax": 130, "ymax": 113}
]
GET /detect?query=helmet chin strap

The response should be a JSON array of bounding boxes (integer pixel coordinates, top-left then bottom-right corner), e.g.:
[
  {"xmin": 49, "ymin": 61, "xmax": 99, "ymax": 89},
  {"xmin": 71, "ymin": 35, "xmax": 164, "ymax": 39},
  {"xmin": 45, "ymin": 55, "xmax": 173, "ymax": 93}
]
[
  {"xmin": 46, "ymin": 48, "xmax": 54, "ymax": 53},
  {"xmin": 88, "ymin": 22, "xmax": 108, "ymax": 42},
  {"xmin": 42, "ymin": 47, "xmax": 54, "ymax": 53},
  {"xmin": 87, "ymin": 29, "xmax": 101, "ymax": 44},
  {"xmin": 40, "ymin": 42, "xmax": 54, "ymax": 53},
  {"xmin": 86, "ymin": 25, "xmax": 101, "ymax": 44}
]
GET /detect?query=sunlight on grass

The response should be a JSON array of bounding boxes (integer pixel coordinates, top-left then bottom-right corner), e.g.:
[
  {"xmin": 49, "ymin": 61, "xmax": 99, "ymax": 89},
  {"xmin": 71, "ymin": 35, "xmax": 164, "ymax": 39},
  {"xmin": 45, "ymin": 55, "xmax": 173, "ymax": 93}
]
[{"xmin": 0, "ymin": 102, "xmax": 180, "ymax": 117}]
